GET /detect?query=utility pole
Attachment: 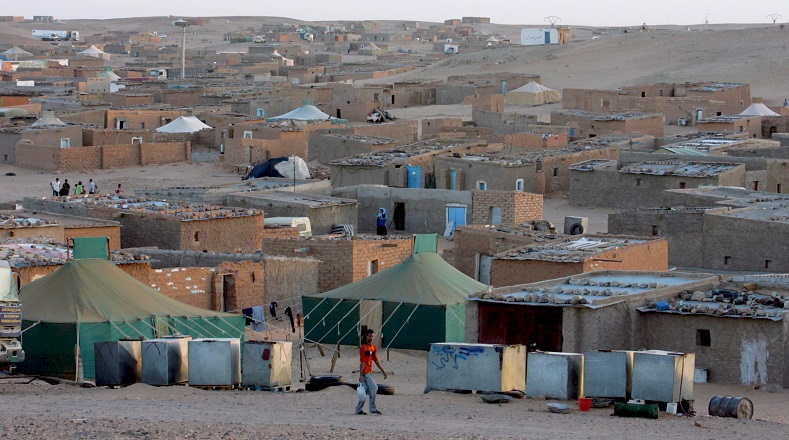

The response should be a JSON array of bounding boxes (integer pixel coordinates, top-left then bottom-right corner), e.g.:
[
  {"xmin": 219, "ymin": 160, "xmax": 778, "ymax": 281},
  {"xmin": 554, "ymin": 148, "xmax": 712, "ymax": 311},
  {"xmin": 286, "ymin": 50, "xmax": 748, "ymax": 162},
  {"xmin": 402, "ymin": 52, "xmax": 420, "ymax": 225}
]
[
  {"xmin": 768, "ymin": 14, "xmax": 781, "ymax": 24},
  {"xmin": 173, "ymin": 19, "xmax": 191, "ymax": 79}
]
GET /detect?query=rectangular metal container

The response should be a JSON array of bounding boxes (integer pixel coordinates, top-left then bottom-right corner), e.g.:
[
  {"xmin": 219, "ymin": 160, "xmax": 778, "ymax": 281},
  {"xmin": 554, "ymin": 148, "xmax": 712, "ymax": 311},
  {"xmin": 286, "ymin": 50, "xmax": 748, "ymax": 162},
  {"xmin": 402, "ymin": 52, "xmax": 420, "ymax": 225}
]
[
  {"xmin": 631, "ymin": 350, "xmax": 695, "ymax": 403},
  {"xmin": 188, "ymin": 338, "xmax": 241, "ymax": 387},
  {"xmin": 583, "ymin": 350, "xmax": 634, "ymax": 399},
  {"xmin": 426, "ymin": 343, "xmax": 526, "ymax": 392},
  {"xmin": 241, "ymin": 340, "xmax": 292, "ymax": 388},
  {"xmin": 526, "ymin": 351, "xmax": 584, "ymax": 400},
  {"xmin": 141, "ymin": 335, "xmax": 191, "ymax": 386},
  {"xmin": 94, "ymin": 340, "xmax": 141, "ymax": 387}
]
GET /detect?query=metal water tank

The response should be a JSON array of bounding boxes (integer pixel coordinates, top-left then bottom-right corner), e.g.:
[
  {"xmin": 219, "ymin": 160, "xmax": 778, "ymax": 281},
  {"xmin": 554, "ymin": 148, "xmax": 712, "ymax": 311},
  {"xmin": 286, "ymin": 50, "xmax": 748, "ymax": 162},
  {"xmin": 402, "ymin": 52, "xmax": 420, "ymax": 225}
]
[
  {"xmin": 583, "ymin": 350, "xmax": 633, "ymax": 399},
  {"xmin": 526, "ymin": 351, "xmax": 584, "ymax": 400},
  {"xmin": 631, "ymin": 350, "xmax": 694, "ymax": 403},
  {"xmin": 426, "ymin": 343, "xmax": 526, "ymax": 393},
  {"xmin": 242, "ymin": 340, "xmax": 292, "ymax": 388},
  {"xmin": 94, "ymin": 340, "xmax": 141, "ymax": 387},
  {"xmin": 141, "ymin": 335, "xmax": 191, "ymax": 386},
  {"xmin": 188, "ymin": 338, "xmax": 241, "ymax": 387}
]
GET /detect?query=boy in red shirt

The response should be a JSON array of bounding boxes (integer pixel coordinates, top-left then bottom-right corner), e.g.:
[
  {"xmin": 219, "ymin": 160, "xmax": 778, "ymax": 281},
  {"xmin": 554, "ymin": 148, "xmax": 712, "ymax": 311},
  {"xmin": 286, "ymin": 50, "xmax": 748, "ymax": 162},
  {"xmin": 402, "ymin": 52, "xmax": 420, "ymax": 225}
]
[{"xmin": 356, "ymin": 329, "xmax": 387, "ymax": 415}]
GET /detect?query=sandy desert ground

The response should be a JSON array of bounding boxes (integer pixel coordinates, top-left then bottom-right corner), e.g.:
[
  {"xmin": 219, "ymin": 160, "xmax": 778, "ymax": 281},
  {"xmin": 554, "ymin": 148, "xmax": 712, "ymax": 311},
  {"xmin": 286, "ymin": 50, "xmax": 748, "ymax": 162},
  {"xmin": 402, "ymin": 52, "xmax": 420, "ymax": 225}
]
[
  {"xmin": 1, "ymin": 345, "xmax": 789, "ymax": 439},
  {"xmin": 2, "ymin": 15, "xmax": 789, "ymax": 438}
]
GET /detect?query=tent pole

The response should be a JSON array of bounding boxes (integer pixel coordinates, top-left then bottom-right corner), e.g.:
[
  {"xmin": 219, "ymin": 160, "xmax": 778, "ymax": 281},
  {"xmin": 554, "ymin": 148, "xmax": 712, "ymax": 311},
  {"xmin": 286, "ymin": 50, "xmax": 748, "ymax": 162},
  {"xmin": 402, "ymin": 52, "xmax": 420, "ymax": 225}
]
[
  {"xmin": 384, "ymin": 304, "xmax": 420, "ymax": 351},
  {"xmin": 75, "ymin": 322, "xmax": 81, "ymax": 382},
  {"xmin": 314, "ymin": 300, "xmax": 362, "ymax": 344},
  {"xmin": 302, "ymin": 298, "xmax": 340, "ymax": 340},
  {"xmin": 332, "ymin": 300, "xmax": 381, "ymax": 351}
]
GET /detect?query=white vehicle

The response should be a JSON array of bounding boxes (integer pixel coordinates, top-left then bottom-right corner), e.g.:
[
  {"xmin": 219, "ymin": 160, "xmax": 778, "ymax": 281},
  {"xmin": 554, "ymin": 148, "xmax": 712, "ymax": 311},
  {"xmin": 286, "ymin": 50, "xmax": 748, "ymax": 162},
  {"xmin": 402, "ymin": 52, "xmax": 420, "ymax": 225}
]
[
  {"xmin": 32, "ymin": 30, "xmax": 79, "ymax": 41},
  {"xmin": 0, "ymin": 261, "xmax": 24, "ymax": 371},
  {"xmin": 253, "ymin": 35, "xmax": 267, "ymax": 43},
  {"xmin": 264, "ymin": 217, "xmax": 312, "ymax": 237}
]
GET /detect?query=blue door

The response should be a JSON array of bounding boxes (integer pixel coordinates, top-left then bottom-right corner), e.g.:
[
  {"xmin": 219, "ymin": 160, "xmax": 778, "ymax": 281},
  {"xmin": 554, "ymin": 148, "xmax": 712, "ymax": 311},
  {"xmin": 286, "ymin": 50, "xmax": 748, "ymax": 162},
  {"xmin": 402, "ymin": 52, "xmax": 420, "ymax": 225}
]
[
  {"xmin": 501, "ymin": 80, "xmax": 508, "ymax": 95},
  {"xmin": 446, "ymin": 205, "xmax": 466, "ymax": 232},
  {"xmin": 406, "ymin": 166, "xmax": 421, "ymax": 188},
  {"xmin": 544, "ymin": 32, "xmax": 551, "ymax": 44}
]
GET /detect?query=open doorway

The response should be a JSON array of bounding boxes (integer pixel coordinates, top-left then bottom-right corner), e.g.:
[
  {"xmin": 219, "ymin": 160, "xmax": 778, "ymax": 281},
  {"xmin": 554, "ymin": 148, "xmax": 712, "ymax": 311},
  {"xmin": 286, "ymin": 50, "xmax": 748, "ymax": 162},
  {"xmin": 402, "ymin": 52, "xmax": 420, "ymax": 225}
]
[
  {"xmin": 221, "ymin": 274, "xmax": 235, "ymax": 312},
  {"xmin": 393, "ymin": 203, "xmax": 405, "ymax": 231}
]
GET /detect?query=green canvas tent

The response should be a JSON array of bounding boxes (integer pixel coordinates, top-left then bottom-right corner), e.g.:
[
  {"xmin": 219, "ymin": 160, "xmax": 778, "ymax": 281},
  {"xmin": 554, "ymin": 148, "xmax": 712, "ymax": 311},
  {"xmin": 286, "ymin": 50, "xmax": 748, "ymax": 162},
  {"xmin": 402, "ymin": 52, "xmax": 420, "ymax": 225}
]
[
  {"xmin": 302, "ymin": 252, "xmax": 486, "ymax": 350},
  {"xmin": 19, "ymin": 259, "xmax": 246, "ymax": 380}
]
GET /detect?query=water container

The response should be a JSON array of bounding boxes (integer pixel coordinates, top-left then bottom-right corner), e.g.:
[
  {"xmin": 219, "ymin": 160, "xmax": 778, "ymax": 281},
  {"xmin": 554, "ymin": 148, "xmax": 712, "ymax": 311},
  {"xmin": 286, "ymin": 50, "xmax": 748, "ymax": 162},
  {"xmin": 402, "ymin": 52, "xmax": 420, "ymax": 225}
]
[
  {"xmin": 708, "ymin": 396, "xmax": 753, "ymax": 419},
  {"xmin": 614, "ymin": 402, "xmax": 659, "ymax": 419}
]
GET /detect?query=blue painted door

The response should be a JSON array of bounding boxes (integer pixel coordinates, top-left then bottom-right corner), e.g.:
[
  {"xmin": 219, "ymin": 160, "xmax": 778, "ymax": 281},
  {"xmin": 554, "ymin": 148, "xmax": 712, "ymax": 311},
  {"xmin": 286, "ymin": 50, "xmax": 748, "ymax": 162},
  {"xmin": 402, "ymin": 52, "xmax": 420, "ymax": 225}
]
[
  {"xmin": 447, "ymin": 206, "xmax": 466, "ymax": 232},
  {"xmin": 544, "ymin": 32, "xmax": 551, "ymax": 44},
  {"xmin": 406, "ymin": 166, "xmax": 421, "ymax": 188},
  {"xmin": 501, "ymin": 80, "xmax": 508, "ymax": 95}
]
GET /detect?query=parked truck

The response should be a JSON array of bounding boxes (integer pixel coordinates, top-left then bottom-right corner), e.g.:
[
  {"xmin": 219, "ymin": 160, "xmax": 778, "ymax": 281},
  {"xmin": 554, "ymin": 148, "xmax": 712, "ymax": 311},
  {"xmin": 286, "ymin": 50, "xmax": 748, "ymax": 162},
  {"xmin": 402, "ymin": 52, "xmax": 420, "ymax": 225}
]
[
  {"xmin": 32, "ymin": 30, "xmax": 80, "ymax": 41},
  {"xmin": 0, "ymin": 260, "xmax": 24, "ymax": 371}
]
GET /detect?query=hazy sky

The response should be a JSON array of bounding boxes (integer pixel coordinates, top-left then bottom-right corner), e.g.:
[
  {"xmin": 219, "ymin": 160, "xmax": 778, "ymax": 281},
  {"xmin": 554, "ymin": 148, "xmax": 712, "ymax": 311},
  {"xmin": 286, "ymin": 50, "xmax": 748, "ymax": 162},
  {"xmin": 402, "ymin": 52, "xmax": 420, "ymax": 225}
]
[{"xmin": 7, "ymin": 1, "xmax": 788, "ymax": 26}]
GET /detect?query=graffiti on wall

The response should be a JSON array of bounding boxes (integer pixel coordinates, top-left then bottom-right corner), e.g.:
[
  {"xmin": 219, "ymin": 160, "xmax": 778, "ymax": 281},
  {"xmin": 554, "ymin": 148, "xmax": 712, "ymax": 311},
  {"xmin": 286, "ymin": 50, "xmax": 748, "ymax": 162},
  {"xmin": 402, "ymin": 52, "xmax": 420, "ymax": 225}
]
[{"xmin": 431, "ymin": 345, "xmax": 485, "ymax": 370}]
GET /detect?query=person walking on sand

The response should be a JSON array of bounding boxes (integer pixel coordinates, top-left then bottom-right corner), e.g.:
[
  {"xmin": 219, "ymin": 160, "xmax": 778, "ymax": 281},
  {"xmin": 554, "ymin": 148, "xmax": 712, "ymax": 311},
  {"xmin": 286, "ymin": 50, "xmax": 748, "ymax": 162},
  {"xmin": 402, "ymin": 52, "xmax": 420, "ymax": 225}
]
[
  {"xmin": 115, "ymin": 183, "xmax": 123, "ymax": 195},
  {"xmin": 51, "ymin": 177, "xmax": 60, "ymax": 196},
  {"xmin": 376, "ymin": 208, "xmax": 388, "ymax": 236},
  {"xmin": 88, "ymin": 179, "xmax": 96, "ymax": 195},
  {"xmin": 356, "ymin": 329, "xmax": 387, "ymax": 415}
]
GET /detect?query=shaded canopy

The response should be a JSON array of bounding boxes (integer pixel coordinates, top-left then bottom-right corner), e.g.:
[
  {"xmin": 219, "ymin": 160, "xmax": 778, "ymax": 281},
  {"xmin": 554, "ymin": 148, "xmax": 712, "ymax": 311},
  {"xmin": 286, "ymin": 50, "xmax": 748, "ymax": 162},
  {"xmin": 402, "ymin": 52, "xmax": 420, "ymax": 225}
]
[
  {"xmin": 310, "ymin": 252, "xmax": 486, "ymax": 306},
  {"xmin": 2, "ymin": 46, "xmax": 32, "ymax": 56},
  {"xmin": 21, "ymin": 259, "xmax": 237, "ymax": 323},
  {"xmin": 155, "ymin": 115, "xmax": 212, "ymax": 133}
]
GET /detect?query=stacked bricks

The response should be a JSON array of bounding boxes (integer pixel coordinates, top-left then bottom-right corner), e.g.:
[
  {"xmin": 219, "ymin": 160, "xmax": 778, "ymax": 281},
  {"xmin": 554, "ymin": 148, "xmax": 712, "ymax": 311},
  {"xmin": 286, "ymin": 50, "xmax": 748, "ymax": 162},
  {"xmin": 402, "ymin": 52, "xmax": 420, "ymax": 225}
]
[
  {"xmin": 262, "ymin": 235, "xmax": 413, "ymax": 292},
  {"xmin": 472, "ymin": 190, "xmax": 543, "ymax": 228}
]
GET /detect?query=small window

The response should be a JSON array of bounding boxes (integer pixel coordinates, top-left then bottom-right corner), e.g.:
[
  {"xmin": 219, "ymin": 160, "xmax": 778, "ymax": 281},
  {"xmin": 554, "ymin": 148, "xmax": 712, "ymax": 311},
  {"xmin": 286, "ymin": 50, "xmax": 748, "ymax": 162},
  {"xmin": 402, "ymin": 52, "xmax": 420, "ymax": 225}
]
[
  {"xmin": 477, "ymin": 181, "xmax": 486, "ymax": 191},
  {"xmin": 374, "ymin": 93, "xmax": 379, "ymax": 101},
  {"xmin": 739, "ymin": 126, "xmax": 744, "ymax": 133},
  {"xmin": 140, "ymin": 123, "xmax": 145, "ymax": 129},
  {"xmin": 724, "ymin": 256, "xmax": 731, "ymax": 265},
  {"xmin": 658, "ymin": 90, "xmax": 663, "ymax": 97},
  {"xmin": 636, "ymin": 178, "xmax": 643, "ymax": 186},
  {"xmin": 641, "ymin": 91, "xmax": 646, "ymax": 97},
  {"xmin": 679, "ymin": 182, "xmax": 686, "ymax": 189},
  {"xmin": 716, "ymin": 112, "xmax": 722, "ymax": 116},
  {"xmin": 696, "ymin": 329, "xmax": 711, "ymax": 347},
  {"xmin": 243, "ymin": 131, "xmax": 253, "ymax": 139},
  {"xmin": 778, "ymin": 184, "xmax": 782, "ymax": 193},
  {"xmin": 553, "ymin": 167, "xmax": 559, "ymax": 177},
  {"xmin": 753, "ymin": 181, "xmax": 759, "ymax": 191},
  {"xmin": 193, "ymin": 231, "xmax": 200, "ymax": 242},
  {"xmin": 368, "ymin": 259, "xmax": 379, "ymax": 276},
  {"xmin": 515, "ymin": 179, "xmax": 524, "ymax": 192},
  {"xmin": 765, "ymin": 260, "xmax": 772, "ymax": 269},
  {"xmin": 256, "ymin": 108, "xmax": 265, "ymax": 117},
  {"xmin": 651, "ymin": 225, "xmax": 659, "ymax": 236},
  {"xmin": 60, "ymin": 138, "xmax": 70, "ymax": 148},
  {"xmin": 251, "ymin": 272, "xmax": 256, "ymax": 282}
]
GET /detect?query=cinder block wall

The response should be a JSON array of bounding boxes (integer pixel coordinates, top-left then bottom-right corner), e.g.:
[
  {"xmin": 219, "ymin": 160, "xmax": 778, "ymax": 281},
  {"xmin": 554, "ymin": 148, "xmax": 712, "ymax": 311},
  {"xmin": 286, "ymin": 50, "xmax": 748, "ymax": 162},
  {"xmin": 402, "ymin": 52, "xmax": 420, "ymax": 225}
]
[{"xmin": 472, "ymin": 190, "xmax": 543, "ymax": 227}]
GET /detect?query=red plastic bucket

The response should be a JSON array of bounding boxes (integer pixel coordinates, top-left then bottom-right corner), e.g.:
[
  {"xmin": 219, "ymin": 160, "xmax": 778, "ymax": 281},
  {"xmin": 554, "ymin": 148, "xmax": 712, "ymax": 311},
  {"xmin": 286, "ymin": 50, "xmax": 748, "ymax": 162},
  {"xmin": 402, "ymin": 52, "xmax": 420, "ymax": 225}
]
[{"xmin": 578, "ymin": 397, "xmax": 592, "ymax": 412}]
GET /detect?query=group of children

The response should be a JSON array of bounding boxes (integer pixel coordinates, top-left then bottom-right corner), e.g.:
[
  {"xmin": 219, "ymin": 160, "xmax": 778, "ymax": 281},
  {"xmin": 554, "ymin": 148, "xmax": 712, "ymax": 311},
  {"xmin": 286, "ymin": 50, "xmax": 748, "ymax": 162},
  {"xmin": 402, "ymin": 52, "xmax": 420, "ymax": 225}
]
[{"xmin": 50, "ymin": 177, "xmax": 124, "ymax": 196}]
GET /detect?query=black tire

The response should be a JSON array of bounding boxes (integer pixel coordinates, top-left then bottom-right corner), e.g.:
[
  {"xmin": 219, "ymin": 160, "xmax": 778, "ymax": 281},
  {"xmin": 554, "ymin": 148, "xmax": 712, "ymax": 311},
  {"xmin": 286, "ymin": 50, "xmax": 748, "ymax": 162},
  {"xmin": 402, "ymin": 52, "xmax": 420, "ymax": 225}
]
[
  {"xmin": 305, "ymin": 382, "xmax": 330, "ymax": 392},
  {"xmin": 570, "ymin": 223, "xmax": 584, "ymax": 235},
  {"xmin": 309, "ymin": 375, "xmax": 342, "ymax": 384},
  {"xmin": 376, "ymin": 384, "xmax": 395, "ymax": 395}
]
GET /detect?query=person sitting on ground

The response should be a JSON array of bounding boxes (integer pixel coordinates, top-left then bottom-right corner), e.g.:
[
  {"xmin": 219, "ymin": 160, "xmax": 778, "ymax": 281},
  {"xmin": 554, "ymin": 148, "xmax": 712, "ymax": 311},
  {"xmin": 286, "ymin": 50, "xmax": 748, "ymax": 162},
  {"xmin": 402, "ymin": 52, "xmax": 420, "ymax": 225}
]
[
  {"xmin": 356, "ymin": 329, "xmax": 387, "ymax": 415},
  {"xmin": 115, "ymin": 183, "xmax": 123, "ymax": 195}
]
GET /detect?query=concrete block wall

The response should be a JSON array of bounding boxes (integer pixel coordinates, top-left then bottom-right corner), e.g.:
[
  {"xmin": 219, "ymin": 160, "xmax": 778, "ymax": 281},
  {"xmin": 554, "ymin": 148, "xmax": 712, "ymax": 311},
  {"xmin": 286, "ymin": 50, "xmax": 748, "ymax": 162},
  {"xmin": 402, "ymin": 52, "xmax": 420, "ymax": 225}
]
[
  {"xmin": 504, "ymin": 133, "xmax": 568, "ymax": 150},
  {"xmin": 140, "ymin": 142, "xmax": 191, "ymax": 165},
  {"xmin": 102, "ymin": 144, "xmax": 141, "ymax": 168},
  {"xmin": 471, "ymin": 190, "xmax": 543, "ymax": 227},
  {"xmin": 351, "ymin": 238, "xmax": 414, "ymax": 282},
  {"xmin": 449, "ymin": 226, "xmax": 541, "ymax": 279}
]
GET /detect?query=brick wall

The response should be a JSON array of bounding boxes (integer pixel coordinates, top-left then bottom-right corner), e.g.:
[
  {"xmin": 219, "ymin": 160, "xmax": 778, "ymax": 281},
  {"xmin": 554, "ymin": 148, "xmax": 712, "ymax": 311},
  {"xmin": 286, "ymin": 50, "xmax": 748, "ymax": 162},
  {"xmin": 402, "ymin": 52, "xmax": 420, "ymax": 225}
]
[
  {"xmin": 262, "ymin": 236, "xmax": 413, "ymax": 292},
  {"xmin": 471, "ymin": 190, "xmax": 543, "ymax": 227},
  {"xmin": 149, "ymin": 267, "xmax": 214, "ymax": 309},
  {"xmin": 140, "ymin": 142, "xmax": 191, "ymax": 165},
  {"xmin": 213, "ymin": 261, "xmax": 265, "ymax": 311},
  {"xmin": 178, "ymin": 214, "xmax": 266, "ymax": 253},
  {"xmin": 449, "ymin": 226, "xmax": 543, "ymax": 279},
  {"xmin": 581, "ymin": 238, "xmax": 669, "ymax": 273},
  {"xmin": 64, "ymin": 225, "xmax": 122, "ymax": 251},
  {"xmin": 15, "ymin": 142, "xmax": 60, "ymax": 171},
  {"xmin": 504, "ymin": 133, "xmax": 568, "ymax": 150},
  {"xmin": 102, "ymin": 144, "xmax": 141, "ymax": 168}
]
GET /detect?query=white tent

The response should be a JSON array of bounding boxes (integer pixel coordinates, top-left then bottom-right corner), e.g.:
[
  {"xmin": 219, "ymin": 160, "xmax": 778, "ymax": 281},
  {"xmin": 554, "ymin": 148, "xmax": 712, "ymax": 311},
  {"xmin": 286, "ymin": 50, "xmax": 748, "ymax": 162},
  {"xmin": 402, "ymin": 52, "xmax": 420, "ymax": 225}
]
[
  {"xmin": 505, "ymin": 81, "xmax": 561, "ymax": 106},
  {"xmin": 268, "ymin": 101, "xmax": 335, "ymax": 122},
  {"xmin": 102, "ymin": 70, "xmax": 121, "ymax": 81},
  {"xmin": 79, "ymin": 45, "xmax": 110, "ymax": 61},
  {"xmin": 739, "ymin": 103, "xmax": 780, "ymax": 117},
  {"xmin": 2, "ymin": 46, "xmax": 32, "ymax": 61},
  {"xmin": 155, "ymin": 115, "xmax": 212, "ymax": 133},
  {"xmin": 274, "ymin": 156, "xmax": 311, "ymax": 179},
  {"xmin": 31, "ymin": 111, "xmax": 66, "ymax": 127},
  {"xmin": 358, "ymin": 43, "xmax": 386, "ymax": 56}
]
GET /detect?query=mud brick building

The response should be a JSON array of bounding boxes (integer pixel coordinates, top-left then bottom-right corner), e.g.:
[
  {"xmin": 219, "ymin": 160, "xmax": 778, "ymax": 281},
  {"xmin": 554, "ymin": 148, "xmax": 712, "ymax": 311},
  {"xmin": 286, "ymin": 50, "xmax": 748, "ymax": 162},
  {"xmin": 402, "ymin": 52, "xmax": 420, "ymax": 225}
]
[
  {"xmin": 23, "ymin": 196, "xmax": 265, "ymax": 253},
  {"xmin": 488, "ymin": 235, "xmax": 669, "ymax": 287},
  {"xmin": 551, "ymin": 110, "xmax": 665, "ymax": 138},
  {"xmin": 0, "ymin": 210, "xmax": 122, "ymax": 250},
  {"xmin": 261, "ymin": 234, "xmax": 413, "ymax": 292},
  {"xmin": 446, "ymin": 224, "xmax": 565, "ymax": 283}
]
